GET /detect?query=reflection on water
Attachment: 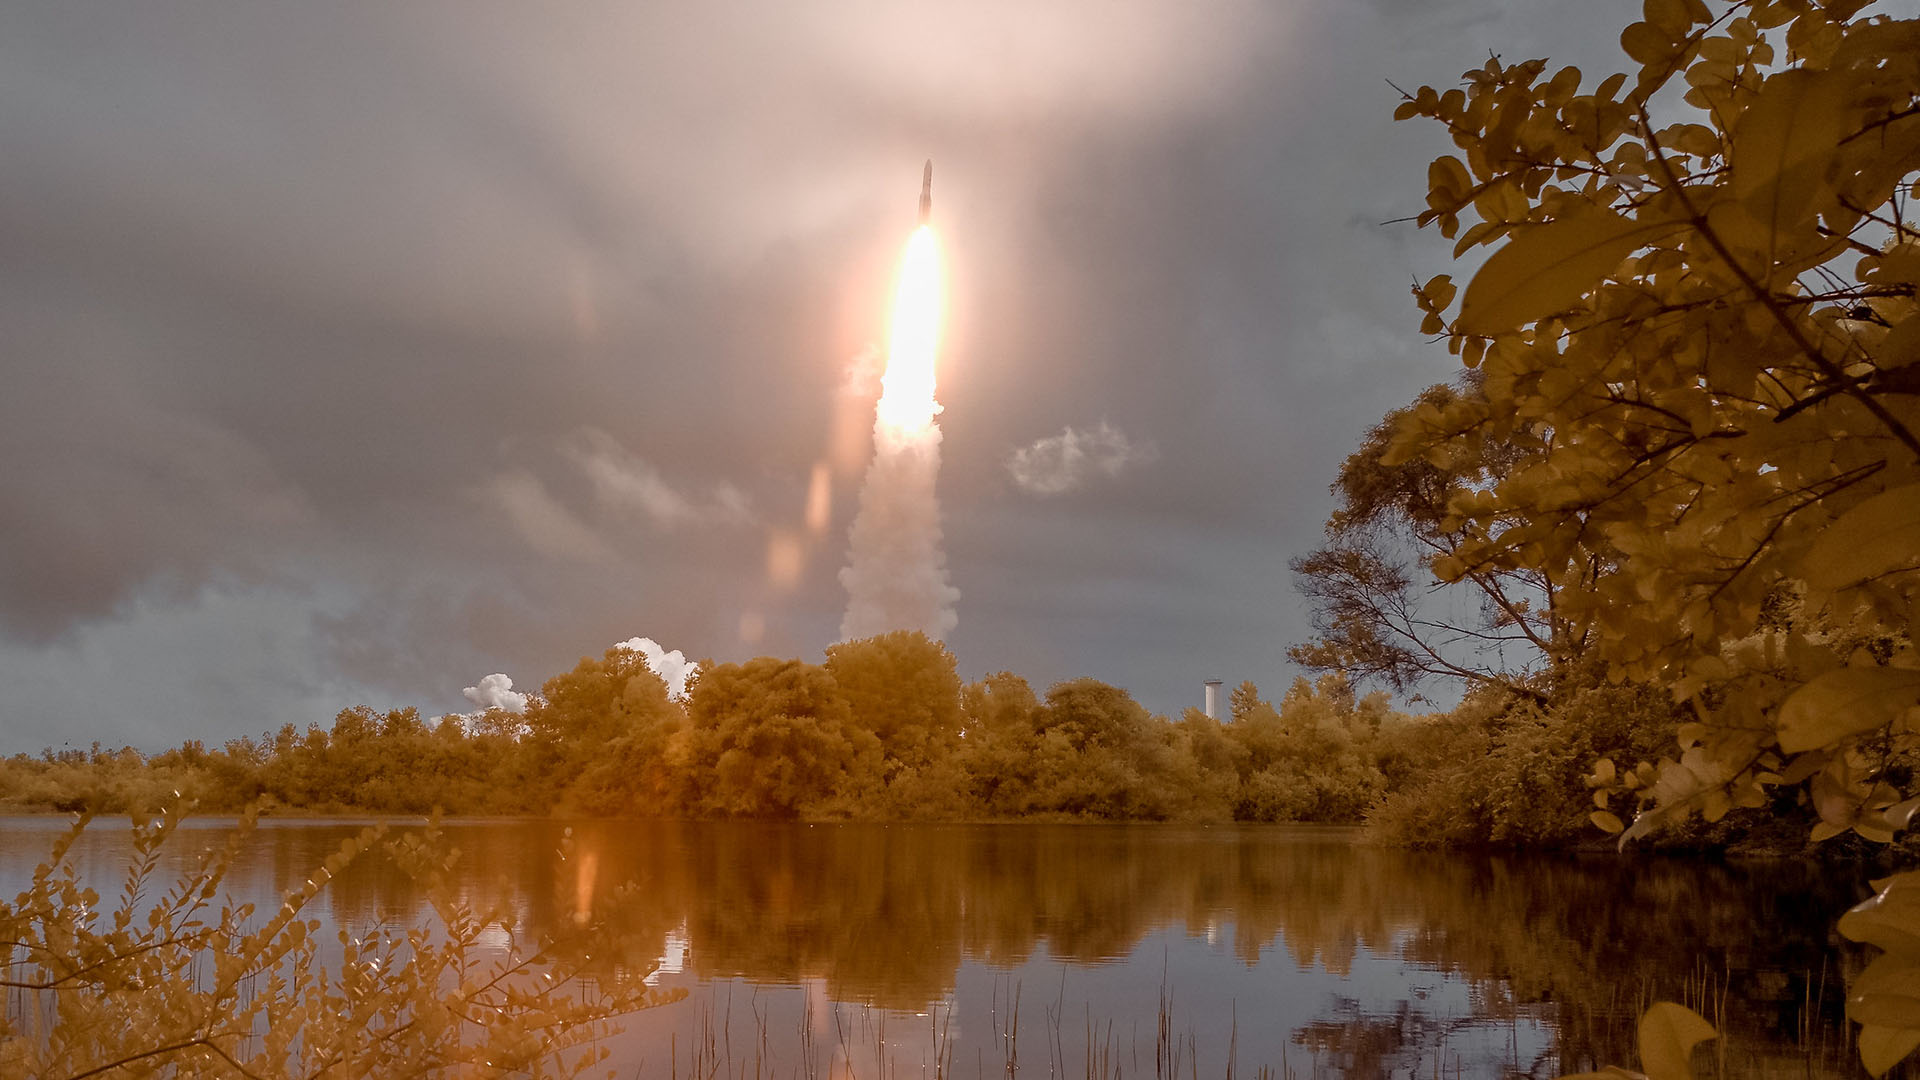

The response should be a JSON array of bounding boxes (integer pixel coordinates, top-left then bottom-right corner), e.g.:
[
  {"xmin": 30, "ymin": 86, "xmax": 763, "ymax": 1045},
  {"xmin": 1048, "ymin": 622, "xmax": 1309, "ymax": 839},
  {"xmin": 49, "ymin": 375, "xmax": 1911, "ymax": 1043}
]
[{"xmin": 0, "ymin": 819, "xmax": 1884, "ymax": 1078}]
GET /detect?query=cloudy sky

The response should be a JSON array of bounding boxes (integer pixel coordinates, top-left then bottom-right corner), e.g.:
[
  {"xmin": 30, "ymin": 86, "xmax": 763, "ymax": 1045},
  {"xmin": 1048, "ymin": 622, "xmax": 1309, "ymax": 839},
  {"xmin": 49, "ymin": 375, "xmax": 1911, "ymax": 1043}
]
[{"xmin": 0, "ymin": 0, "xmax": 1635, "ymax": 752}]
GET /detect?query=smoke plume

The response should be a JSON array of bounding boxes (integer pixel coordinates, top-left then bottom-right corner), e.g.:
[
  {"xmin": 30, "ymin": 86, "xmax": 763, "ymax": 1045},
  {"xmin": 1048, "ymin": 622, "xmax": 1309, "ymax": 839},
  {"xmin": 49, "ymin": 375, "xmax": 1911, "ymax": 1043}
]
[{"xmin": 839, "ymin": 419, "xmax": 960, "ymax": 640}]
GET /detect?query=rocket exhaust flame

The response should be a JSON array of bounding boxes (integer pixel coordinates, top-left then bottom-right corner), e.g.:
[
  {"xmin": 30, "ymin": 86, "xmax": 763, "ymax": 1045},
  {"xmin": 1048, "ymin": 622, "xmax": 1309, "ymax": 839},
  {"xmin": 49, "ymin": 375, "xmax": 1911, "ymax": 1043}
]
[
  {"xmin": 875, "ymin": 226, "xmax": 942, "ymax": 433},
  {"xmin": 838, "ymin": 166, "xmax": 959, "ymax": 641}
]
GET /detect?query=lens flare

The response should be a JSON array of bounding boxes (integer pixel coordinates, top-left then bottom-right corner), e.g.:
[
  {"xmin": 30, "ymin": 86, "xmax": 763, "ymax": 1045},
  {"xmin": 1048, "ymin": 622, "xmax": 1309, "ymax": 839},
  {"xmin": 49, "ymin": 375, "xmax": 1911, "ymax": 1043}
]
[{"xmin": 875, "ymin": 225, "xmax": 943, "ymax": 433}]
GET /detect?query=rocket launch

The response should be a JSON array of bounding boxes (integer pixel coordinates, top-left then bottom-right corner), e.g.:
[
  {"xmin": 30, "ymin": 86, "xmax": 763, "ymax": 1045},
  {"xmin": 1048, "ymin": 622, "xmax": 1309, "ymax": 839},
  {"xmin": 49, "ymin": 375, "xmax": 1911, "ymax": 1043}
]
[{"xmin": 838, "ymin": 164, "xmax": 960, "ymax": 641}]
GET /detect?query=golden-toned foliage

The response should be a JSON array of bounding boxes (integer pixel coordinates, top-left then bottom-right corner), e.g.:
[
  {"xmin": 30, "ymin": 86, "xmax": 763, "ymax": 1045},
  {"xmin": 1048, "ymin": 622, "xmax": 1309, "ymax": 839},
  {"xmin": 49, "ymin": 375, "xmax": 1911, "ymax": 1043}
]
[
  {"xmin": 0, "ymin": 806, "xmax": 675, "ymax": 1078},
  {"xmin": 1392, "ymin": 0, "xmax": 1920, "ymax": 1072}
]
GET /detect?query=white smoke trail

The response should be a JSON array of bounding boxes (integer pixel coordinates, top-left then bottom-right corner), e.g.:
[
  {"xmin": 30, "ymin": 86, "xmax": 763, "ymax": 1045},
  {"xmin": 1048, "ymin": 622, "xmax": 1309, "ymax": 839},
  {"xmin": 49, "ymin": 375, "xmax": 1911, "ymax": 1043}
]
[
  {"xmin": 839, "ymin": 418, "xmax": 960, "ymax": 640},
  {"xmin": 838, "ymin": 224, "xmax": 959, "ymax": 641}
]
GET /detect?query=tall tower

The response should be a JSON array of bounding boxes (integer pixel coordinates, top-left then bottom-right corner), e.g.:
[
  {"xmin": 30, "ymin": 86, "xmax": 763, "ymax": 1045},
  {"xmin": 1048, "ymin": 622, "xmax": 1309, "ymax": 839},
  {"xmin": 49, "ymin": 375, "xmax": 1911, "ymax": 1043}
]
[{"xmin": 1203, "ymin": 679, "xmax": 1223, "ymax": 721}]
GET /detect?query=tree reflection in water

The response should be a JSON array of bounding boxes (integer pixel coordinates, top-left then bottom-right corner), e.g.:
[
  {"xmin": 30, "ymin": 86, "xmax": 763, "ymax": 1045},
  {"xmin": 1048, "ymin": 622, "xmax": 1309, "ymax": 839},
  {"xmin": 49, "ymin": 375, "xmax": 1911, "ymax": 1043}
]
[{"xmin": 0, "ymin": 820, "xmax": 1887, "ymax": 1078}]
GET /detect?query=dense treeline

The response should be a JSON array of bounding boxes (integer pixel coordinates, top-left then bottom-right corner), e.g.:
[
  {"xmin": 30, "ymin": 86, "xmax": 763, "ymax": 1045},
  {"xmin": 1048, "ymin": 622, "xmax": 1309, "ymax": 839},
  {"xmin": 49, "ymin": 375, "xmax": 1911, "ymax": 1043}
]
[
  {"xmin": 0, "ymin": 634, "xmax": 1407, "ymax": 825},
  {"xmin": 1, "ymin": 630, "xmax": 1772, "ymax": 846}
]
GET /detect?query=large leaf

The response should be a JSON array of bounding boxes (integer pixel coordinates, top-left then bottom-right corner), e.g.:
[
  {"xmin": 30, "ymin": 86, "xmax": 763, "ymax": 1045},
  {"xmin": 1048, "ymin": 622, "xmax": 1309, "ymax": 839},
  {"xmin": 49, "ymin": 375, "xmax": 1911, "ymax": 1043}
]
[
  {"xmin": 1728, "ymin": 70, "xmax": 1846, "ymax": 279},
  {"xmin": 1777, "ymin": 667, "xmax": 1920, "ymax": 754},
  {"xmin": 1456, "ymin": 208, "xmax": 1686, "ymax": 334},
  {"xmin": 1859, "ymin": 1024, "xmax": 1920, "ymax": 1078},
  {"xmin": 1849, "ymin": 953, "xmax": 1920, "ymax": 1027},
  {"xmin": 1638, "ymin": 1002, "xmax": 1717, "ymax": 1080},
  {"xmin": 1840, "ymin": 871, "xmax": 1920, "ymax": 957},
  {"xmin": 1802, "ymin": 483, "xmax": 1920, "ymax": 590}
]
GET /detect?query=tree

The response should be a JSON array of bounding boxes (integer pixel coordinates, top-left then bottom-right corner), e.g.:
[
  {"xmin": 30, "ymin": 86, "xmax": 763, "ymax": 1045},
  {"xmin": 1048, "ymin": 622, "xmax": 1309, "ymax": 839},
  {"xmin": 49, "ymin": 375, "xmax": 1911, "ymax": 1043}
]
[
  {"xmin": 1027, "ymin": 679, "xmax": 1186, "ymax": 819},
  {"xmin": 1391, "ymin": 0, "xmax": 1920, "ymax": 1071},
  {"xmin": 1226, "ymin": 675, "xmax": 1386, "ymax": 822},
  {"xmin": 956, "ymin": 672, "xmax": 1046, "ymax": 815},
  {"xmin": 823, "ymin": 630, "xmax": 964, "ymax": 775},
  {"xmin": 1228, "ymin": 679, "xmax": 1263, "ymax": 722},
  {"xmin": 1291, "ymin": 381, "xmax": 1570, "ymax": 701},
  {"xmin": 676, "ymin": 657, "xmax": 879, "ymax": 818},
  {"xmin": 524, "ymin": 646, "xmax": 683, "ymax": 810}
]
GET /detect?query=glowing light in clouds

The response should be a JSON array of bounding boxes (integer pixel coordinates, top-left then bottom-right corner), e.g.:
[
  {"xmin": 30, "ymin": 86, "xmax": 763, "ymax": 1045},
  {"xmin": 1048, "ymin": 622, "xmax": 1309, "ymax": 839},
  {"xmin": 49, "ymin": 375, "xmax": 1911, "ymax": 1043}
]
[{"xmin": 875, "ymin": 226, "xmax": 943, "ymax": 434}]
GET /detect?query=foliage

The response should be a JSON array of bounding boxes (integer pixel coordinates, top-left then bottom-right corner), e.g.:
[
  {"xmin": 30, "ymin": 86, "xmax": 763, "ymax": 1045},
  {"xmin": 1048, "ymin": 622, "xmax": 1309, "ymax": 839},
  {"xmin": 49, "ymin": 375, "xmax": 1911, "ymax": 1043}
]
[
  {"xmin": 1226, "ymin": 675, "xmax": 1388, "ymax": 823},
  {"xmin": 3, "ymin": 657, "xmax": 1679, "ymax": 836},
  {"xmin": 527, "ymin": 649, "xmax": 678, "ymax": 763},
  {"xmin": 676, "ymin": 657, "xmax": 880, "ymax": 818},
  {"xmin": 537, "ymin": 648, "xmax": 684, "ymax": 816},
  {"xmin": 0, "ymin": 805, "xmax": 672, "ymax": 1078},
  {"xmin": 824, "ymin": 630, "xmax": 964, "ymax": 773},
  {"xmin": 1367, "ymin": 672, "xmax": 1687, "ymax": 847},
  {"xmin": 1390, "ymin": 0, "xmax": 1920, "ymax": 1071},
  {"xmin": 1292, "ymin": 380, "xmax": 1569, "ymax": 700}
]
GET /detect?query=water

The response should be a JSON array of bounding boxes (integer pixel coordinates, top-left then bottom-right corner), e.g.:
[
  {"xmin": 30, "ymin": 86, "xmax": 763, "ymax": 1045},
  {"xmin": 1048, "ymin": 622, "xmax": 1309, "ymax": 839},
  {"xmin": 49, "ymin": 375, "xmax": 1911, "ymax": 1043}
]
[{"xmin": 0, "ymin": 818, "xmax": 1887, "ymax": 1078}]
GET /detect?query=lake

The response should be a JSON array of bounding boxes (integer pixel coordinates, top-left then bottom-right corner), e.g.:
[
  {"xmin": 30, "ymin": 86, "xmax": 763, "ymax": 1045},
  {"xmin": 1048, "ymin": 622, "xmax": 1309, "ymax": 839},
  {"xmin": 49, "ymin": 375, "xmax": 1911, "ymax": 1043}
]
[{"xmin": 0, "ymin": 818, "xmax": 1885, "ymax": 1079}]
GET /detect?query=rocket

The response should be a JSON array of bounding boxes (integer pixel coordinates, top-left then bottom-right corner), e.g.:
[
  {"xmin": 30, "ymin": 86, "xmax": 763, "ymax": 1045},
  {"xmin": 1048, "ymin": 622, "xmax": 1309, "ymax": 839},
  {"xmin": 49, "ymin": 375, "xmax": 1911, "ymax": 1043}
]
[{"xmin": 918, "ymin": 160, "xmax": 932, "ymax": 225}]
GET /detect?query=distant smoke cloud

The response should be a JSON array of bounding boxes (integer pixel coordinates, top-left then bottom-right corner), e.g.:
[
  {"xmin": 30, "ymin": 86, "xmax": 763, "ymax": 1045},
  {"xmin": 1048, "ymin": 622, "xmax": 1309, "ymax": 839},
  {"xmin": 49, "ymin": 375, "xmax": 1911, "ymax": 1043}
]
[
  {"xmin": 1007, "ymin": 421, "xmax": 1155, "ymax": 496},
  {"xmin": 613, "ymin": 636, "xmax": 697, "ymax": 700},
  {"xmin": 568, "ymin": 429, "xmax": 750, "ymax": 528},
  {"xmin": 462, "ymin": 672, "xmax": 528, "ymax": 713}
]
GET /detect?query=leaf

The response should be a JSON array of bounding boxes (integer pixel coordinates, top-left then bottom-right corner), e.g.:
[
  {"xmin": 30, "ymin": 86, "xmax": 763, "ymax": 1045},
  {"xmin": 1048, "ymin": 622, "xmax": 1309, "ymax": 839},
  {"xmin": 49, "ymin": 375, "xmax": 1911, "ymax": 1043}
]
[
  {"xmin": 1887, "ymin": 795, "xmax": 1920, "ymax": 833},
  {"xmin": 1456, "ymin": 207, "xmax": 1686, "ymax": 334},
  {"xmin": 1839, "ymin": 871, "xmax": 1920, "ymax": 957},
  {"xmin": 1429, "ymin": 155, "xmax": 1472, "ymax": 198},
  {"xmin": 1644, "ymin": 0, "xmax": 1690, "ymax": 36},
  {"xmin": 1801, "ymin": 483, "xmax": 1920, "ymax": 590},
  {"xmin": 1859, "ymin": 1024, "xmax": 1920, "ymax": 1078},
  {"xmin": 1638, "ymin": 1002, "xmax": 1717, "ymax": 1080},
  {"xmin": 1777, "ymin": 667, "xmax": 1920, "ymax": 754},
  {"xmin": 1592, "ymin": 810, "xmax": 1627, "ymax": 833},
  {"xmin": 1728, "ymin": 69, "xmax": 1847, "ymax": 279},
  {"xmin": 1849, "ymin": 953, "xmax": 1920, "ymax": 1026},
  {"xmin": 1622, "ymin": 20, "xmax": 1672, "ymax": 64}
]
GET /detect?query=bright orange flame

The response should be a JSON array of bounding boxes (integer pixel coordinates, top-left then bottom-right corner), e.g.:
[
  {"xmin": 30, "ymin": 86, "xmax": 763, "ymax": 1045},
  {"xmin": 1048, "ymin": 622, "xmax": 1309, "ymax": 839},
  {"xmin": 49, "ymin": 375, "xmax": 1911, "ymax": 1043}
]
[{"xmin": 875, "ymin": 226, "xmax": 943, "ymax": 433}]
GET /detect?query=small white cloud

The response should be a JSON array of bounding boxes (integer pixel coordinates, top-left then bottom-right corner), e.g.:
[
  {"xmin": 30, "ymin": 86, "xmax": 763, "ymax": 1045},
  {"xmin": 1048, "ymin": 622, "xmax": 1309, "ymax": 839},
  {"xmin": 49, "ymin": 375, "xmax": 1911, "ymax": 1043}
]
[
  {"xmin": 1006, "ymin": 421, "xmax": 1156, "ymax": 496},
  {"xmin": 613, "ymin": 635, "xmax": 698, "ymax": 700},
  {"xmin": 462, "ymin": 672, "xmax": 528, "ymax": 713},
  {"xmin": 568, "ymin": 429, "xmax": 750, "ymax": 528}
]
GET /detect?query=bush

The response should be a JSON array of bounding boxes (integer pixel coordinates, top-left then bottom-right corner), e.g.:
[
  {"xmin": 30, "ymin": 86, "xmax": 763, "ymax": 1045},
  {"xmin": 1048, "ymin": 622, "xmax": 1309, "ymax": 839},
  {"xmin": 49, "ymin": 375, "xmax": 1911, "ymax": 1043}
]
[{"xmin": 0, "ymin": 806, "xmax": 675, "ymax": 1078}]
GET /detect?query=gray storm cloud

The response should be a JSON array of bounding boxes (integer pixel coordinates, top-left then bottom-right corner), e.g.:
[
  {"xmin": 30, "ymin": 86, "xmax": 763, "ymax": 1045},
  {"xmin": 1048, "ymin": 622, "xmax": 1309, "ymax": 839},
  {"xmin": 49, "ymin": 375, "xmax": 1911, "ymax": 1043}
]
[
  {"xmin": 1007, "ymin": 421, "xmax": 1156, "ymax": 496},
  {"xmin": 0, "ymin": 0, "xmax": 1640, "ymax": 749}
]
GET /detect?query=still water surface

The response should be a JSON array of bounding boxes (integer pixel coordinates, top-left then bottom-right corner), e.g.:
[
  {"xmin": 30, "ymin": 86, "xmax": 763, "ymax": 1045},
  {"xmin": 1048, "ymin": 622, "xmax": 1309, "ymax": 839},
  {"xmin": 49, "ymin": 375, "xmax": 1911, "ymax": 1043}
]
[{"xmin": 0, "ymin": 818, "xmax": 1883, "ymax": 1078}]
